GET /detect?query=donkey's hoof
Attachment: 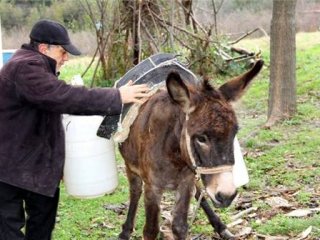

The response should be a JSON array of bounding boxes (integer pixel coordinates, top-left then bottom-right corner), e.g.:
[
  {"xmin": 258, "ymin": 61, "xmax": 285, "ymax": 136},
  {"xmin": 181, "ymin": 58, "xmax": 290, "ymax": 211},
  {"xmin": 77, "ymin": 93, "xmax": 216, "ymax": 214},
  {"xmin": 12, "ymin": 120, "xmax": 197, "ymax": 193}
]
[
  {"xmin": 118, "ymin": 237, "xmax": 129, "ymax": 240},
  {"xmin": 118, "ymin": 232, "xmax": 130, "ymax": 240},
  {"xmin": 219, "ymin": 229, "xmax": 235, "ymax": 240}
]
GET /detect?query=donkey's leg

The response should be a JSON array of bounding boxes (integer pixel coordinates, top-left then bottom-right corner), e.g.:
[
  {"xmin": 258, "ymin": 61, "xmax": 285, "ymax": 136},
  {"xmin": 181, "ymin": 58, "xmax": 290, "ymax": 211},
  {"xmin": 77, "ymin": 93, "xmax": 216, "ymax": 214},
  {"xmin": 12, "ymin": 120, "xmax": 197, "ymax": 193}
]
[
  {"xmin": 143, "ymin": 184, "xmax": 163, "ymax": 240},
  {"xmin": 171, "ymin": 175, "xmax": 194, "ymax": 240},
  {"xmin": 119, "ymin": 171, "xmax": 143, "ymax": 240},
  {"xmin": 195, "ymin": 187, "xmax": 235, "ymax": 240}
]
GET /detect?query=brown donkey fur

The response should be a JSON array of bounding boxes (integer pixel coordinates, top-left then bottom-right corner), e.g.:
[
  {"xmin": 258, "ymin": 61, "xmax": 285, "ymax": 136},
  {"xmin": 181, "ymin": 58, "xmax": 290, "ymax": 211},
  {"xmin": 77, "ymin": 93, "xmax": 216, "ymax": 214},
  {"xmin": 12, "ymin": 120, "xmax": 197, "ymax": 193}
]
[{"xmin": 118, "ymin": 60, "xmax": 264, "ymax": 240}]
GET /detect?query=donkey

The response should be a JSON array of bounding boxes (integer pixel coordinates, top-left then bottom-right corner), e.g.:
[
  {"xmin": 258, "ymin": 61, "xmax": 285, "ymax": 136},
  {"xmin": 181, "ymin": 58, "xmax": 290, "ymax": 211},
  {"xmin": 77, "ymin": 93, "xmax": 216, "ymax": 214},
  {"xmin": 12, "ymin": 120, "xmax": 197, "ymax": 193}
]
[{"xmin": 118, "ymin": 60, "xmax": 264, "ymax": 240}]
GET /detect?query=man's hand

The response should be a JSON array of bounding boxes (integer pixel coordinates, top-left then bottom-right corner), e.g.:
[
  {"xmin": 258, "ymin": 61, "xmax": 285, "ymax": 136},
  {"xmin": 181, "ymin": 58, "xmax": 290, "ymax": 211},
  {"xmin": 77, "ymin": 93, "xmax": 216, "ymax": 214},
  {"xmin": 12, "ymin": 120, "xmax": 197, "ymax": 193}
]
[{"xmin": 119, "ymin": 80, "xmax": 150, "ymax": 104}]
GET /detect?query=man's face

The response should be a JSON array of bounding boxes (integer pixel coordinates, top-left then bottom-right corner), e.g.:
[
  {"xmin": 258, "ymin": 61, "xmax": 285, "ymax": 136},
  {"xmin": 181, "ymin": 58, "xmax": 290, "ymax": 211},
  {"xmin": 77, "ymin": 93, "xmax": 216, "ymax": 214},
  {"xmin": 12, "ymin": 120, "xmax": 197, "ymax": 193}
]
[{"xmin": 40, "ymin": 44, "xmax": 69, "ymax": 72}]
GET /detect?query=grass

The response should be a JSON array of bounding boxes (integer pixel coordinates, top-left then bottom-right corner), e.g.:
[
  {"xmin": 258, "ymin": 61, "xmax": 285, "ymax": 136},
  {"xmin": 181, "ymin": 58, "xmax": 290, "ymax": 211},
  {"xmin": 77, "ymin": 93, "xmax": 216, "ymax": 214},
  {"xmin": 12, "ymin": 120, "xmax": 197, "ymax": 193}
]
[
  {"xmin": 59, "ymin": 57, "xmax": 96, "ymax": 86},
  {"xmin": 252, "ymin": 214, "xmax": 320, "ymax": 236},
  {"xmin": 54, "ymin": 32, "xmax": 320, "ymax": 239}
]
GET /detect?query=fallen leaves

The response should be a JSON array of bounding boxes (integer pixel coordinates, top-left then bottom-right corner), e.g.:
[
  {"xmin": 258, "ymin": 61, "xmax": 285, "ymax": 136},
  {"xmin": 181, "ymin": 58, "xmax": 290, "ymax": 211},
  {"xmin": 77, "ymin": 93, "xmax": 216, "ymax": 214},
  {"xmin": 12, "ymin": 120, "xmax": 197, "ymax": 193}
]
[
  {"xmin": 285, "ymin": 208, "xmax": 320, "ymax": 217},
  {"xmin": 230, "ymin": 206, "xmax": 258, "ymax": 221},
  {"xmin": 151, "ymin": 185, "xmax": 320, "ymax": 240},
  {"xmin": 225, "ymin": 187, "xmax": 320, "ymax": 240},
  {"xmin": 265, "ymin": 196, "xmax": 293, "ymax": 209},
  {"xmin": 103, "ymin": 202, "xmax": 128, "ymax": 215},
  {"xmin": 296, "ymin": 226, "xmax": 313, "ymax": 240}
]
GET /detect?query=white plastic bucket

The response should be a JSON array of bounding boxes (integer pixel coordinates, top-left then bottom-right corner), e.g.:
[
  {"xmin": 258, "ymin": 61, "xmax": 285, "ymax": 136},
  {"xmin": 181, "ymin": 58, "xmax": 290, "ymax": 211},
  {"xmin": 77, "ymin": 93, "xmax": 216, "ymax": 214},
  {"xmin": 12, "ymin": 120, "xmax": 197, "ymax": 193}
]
[
  {"xmin": 233, "ymin": 136, "xmax": 249, "ymax": 188},
  {"xmin": 62, "ymin": 115, "xmax": 118, "ymax": 198}
]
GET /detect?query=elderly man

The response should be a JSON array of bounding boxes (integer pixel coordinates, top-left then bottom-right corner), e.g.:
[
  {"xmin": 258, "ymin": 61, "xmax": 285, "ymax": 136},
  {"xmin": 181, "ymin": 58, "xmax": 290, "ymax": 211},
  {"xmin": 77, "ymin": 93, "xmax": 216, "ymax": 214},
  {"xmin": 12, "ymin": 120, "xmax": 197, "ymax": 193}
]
[{"xmin": 0, "ymin": 19, "xmax": 149, "ymax": 240}]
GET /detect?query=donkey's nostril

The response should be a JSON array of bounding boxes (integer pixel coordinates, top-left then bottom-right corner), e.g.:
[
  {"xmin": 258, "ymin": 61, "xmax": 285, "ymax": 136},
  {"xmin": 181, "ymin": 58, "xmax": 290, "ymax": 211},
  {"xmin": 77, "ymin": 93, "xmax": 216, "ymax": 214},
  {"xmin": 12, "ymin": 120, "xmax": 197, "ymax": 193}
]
[
  {"xmin": 215, "ymin": 192, "xmax": 224, "ymax": 203},
  {"xmin": 215, "ymin": 191, "xmax": 237, "ymax": 207}
]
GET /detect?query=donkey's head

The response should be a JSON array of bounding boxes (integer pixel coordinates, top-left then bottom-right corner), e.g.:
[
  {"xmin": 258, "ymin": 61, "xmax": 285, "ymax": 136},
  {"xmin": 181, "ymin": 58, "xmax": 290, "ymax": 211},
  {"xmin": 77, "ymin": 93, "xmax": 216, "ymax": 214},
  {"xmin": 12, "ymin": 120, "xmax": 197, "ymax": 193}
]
[{"xmin": 166, "ymin": 60, "xmax": 264, "ymax": 208}]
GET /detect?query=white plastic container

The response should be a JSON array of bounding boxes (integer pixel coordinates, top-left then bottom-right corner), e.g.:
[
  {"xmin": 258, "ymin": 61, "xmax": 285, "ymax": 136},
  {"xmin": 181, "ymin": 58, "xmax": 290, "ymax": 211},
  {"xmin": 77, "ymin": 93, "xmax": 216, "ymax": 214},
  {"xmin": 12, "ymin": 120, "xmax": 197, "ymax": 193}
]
[
  {"xmin": 233, "ymin": 136, "xmax": 249, "ymax": 188},
  {"xmin": 62, "ymin": 115, "xmax": 118, "ymax": 198}
]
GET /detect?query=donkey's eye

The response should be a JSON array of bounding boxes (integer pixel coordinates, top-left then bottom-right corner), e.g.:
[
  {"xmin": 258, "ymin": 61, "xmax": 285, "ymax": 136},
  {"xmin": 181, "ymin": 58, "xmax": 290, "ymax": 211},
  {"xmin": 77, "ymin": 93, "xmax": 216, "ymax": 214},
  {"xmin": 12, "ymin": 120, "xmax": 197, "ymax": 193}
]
[{"xmin": 196, "ymin": 135, "xmax": 208, "ymax": 144}]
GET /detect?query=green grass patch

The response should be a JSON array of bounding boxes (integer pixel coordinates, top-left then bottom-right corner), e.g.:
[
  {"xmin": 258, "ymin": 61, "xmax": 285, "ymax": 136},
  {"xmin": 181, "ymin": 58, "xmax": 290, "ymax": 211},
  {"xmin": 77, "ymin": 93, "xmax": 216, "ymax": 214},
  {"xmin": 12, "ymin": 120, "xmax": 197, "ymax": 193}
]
[{"xmin": 254, "ymin": 214, "xmax": 320, "ymax": 238}]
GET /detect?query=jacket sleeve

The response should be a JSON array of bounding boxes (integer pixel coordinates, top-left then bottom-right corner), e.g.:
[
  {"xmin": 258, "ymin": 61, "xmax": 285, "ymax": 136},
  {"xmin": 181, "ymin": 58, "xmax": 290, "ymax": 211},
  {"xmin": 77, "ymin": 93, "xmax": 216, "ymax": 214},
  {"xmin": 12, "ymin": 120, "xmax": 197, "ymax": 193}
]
[{"xmin": 14, "ymin": 60, "xmax": 122, "ymax": 115}]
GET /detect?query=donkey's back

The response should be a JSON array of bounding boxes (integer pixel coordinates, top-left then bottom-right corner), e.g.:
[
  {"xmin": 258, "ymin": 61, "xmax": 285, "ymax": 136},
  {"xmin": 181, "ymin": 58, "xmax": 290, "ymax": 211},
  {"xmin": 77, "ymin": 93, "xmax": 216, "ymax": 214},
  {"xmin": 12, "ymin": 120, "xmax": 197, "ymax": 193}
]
[{"xmin": 120, "ymin": 89, "xmax": 187, "ymax": 190}]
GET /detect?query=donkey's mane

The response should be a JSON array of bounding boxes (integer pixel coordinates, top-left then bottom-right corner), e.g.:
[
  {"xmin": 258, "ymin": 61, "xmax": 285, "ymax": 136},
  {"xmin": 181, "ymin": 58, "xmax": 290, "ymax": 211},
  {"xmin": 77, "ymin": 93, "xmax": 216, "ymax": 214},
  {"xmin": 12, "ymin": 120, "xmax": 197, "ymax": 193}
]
[{"xmin": 190, "ymin": 78, "xmax": 222, "ymax": 103}]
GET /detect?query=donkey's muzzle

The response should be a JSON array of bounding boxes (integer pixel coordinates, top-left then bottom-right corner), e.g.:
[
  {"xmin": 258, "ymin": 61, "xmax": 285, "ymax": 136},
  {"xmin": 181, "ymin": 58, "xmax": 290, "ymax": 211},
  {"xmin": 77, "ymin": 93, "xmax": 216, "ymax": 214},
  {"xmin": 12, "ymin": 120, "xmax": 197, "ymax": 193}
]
[
  {"xmin": 213, "ymin": 191, "xmax": 237, "ymax": 208},
  {"xmin": 205, "ymin": 171, "xmax": 237, "ymax": 208}
]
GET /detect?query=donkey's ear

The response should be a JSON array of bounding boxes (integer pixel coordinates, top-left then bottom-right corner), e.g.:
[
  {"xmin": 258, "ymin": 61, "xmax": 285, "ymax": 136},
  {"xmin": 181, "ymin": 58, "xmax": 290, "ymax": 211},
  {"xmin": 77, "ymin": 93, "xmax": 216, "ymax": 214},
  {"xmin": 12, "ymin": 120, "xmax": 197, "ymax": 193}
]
[
  {"xmin": 166, "ymin": 72, "xmax": 192, "ymax": 113},
  {"xmin": 218, "ymin": 60, "xmax": 264, "ymax": 102}
]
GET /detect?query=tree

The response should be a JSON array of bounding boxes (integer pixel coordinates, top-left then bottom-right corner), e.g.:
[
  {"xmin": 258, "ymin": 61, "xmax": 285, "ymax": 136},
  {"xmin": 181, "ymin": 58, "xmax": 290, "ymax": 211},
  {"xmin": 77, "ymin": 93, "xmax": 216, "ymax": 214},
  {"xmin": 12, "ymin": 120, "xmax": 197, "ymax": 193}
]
[
  {"xmin": 78, "ymin": 0, "xmax": 258, "ymax": 87},
  {"xmin": 266, "ymin": 0, "xmax": 297, "ymax": 127}
]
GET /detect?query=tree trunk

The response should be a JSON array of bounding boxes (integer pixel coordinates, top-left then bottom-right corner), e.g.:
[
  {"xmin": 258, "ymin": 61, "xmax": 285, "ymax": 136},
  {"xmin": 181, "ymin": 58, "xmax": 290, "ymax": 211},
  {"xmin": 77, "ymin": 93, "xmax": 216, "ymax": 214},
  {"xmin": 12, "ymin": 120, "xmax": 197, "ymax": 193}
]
[
  {"xmin": 132, "ymin": 0, "xmax": 140, "ymax": 65},
  {"xmin": 266, "ymin": 0, "xmax": 297, "ymax": 127}
]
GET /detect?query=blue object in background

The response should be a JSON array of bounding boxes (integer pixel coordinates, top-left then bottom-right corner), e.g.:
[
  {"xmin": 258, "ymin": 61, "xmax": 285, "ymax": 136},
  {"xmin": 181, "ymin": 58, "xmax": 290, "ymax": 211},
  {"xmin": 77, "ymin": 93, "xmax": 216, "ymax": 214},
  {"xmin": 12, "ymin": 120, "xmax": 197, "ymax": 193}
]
[{"xmin": 2, "ymin": 49, "xmax": 16, "ymax": 64}]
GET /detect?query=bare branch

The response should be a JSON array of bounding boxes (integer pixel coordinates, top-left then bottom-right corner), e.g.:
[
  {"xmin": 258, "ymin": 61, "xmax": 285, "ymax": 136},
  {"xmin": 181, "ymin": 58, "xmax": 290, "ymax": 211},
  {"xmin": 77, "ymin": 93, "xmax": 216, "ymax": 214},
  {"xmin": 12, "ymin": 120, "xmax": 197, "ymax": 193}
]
[
  {"xmin": 176, "ymin": 0, "xmax": 208, "ymax": 35},
  {"xmin": 81, "ymin": 46, "xmax": 99, "ymax": 78},
  {"xmin": 140, "ymin": 19, "xmax": 160, "ymax": 52},
  {"xmin": 228, "ymin": 28, "xmax": 260, "ymax": 45},
  {"xmin": 150, "ymin": 10, "xmax": 218, "ymax": 43}
]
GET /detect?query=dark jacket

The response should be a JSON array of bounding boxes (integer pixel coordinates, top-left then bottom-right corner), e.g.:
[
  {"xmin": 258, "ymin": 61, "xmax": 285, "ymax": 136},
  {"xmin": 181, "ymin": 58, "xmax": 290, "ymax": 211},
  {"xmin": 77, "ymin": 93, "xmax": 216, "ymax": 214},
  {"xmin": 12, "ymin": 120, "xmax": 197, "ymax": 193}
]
[{"xmin": 0, "ymin": 44, "xmax": 122, "ymax": 196}]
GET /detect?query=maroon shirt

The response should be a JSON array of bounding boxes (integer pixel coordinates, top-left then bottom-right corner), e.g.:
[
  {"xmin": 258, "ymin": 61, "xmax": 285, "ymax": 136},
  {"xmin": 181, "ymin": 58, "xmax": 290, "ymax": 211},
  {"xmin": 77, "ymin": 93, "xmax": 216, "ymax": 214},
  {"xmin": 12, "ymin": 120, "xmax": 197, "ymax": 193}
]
[{"xmin": 0, "ymin": 44, "xmax": 122, "ymax": 196}]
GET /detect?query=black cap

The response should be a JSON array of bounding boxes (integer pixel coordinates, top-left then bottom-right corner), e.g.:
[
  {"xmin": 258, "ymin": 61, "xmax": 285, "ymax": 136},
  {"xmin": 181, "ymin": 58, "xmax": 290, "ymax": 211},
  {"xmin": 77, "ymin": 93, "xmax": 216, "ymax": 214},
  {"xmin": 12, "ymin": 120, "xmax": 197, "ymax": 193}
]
[{"xmin": 30, "ymin": 19, "xmax": 81, "ymax": 56}]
